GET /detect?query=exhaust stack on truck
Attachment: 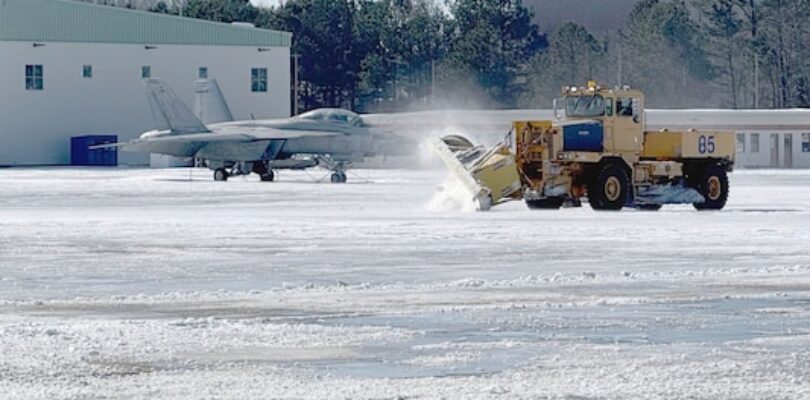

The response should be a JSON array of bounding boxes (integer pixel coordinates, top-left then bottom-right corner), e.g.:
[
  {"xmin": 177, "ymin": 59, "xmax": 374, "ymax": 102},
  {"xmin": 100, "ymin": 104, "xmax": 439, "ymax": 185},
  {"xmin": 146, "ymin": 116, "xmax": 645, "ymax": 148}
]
[{"xmin": 432, "ymin": 82, "xmax": 735, "ymax": 211}]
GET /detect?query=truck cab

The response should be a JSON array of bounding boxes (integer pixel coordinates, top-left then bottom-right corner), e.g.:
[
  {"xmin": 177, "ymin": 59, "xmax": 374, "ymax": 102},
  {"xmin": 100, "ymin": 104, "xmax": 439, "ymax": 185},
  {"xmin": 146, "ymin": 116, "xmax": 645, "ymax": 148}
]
[{"xmin": 553, "ymin": 82, "xmax": 645, "ymax": 161}]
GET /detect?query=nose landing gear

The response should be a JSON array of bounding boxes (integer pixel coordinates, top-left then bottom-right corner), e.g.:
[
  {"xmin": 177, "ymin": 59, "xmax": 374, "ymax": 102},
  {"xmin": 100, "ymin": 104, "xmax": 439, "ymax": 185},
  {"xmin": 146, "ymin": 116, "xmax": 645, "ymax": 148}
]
[
  {"xmin": 330, "ymin": 171, "xmax": 347, "ymax": 183},
  {"xmin": 314, "ymin": 155, "xmax": 349, "ymax": 184}
]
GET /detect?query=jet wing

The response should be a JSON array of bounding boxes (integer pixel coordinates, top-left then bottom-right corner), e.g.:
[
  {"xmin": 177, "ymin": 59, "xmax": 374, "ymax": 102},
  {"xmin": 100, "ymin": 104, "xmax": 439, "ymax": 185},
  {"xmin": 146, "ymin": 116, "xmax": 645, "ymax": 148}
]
[
  {"xmin": 89, "ymin": 132, "xmax": 253, "ymax": 151},
  {"xmin": 144, "ymin": 127, "xmax": 344, "ymax": 144},
  {"xmin": 214, "ymin": 126, "xmax": 344, "ymax": 141},
  {"xmin": 91, "ymin": 128, "xmax": 342, "ymax": 153}
]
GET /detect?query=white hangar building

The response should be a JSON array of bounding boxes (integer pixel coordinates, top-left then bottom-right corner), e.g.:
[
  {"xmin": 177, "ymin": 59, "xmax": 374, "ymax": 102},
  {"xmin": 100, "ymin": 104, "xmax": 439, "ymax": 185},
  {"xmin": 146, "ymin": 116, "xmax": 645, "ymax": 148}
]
[{"xmin": 0, "ymin": 0, "xmax": 291, "ymax": 166}]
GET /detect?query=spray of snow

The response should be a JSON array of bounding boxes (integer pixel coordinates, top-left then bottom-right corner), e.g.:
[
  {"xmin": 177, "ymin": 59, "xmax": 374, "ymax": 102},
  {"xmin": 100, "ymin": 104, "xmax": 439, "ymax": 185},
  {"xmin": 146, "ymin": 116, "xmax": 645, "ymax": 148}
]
[
  {"xmin": 425, "ymin": 175, "xmax": 478, "ymax": 212},
  {"xmin": 417, "ymin": 137, "xmax": 479, "ymax": 212}
]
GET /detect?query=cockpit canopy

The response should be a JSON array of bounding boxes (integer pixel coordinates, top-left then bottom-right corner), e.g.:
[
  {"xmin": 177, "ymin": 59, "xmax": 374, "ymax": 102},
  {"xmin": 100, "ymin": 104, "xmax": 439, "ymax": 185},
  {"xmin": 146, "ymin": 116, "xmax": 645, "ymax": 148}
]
[{"xmin": 297, "ymin": 108, "xmax": 363, "ymax": 126}]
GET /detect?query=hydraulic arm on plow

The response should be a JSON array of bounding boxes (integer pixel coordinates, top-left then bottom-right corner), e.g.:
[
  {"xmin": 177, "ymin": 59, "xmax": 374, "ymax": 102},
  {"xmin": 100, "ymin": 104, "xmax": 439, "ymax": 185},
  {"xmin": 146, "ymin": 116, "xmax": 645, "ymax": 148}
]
[{"xmin": 432, "ymin": 82, "xmax": 736, "ymax": 211}]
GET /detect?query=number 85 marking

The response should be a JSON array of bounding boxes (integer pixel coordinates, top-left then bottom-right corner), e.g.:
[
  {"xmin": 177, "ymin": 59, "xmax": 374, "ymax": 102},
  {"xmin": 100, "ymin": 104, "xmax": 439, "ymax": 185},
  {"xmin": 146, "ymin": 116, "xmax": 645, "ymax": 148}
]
[{"xmin": 698, "ymin": 135, "xmax": 716, "ymax": 154}]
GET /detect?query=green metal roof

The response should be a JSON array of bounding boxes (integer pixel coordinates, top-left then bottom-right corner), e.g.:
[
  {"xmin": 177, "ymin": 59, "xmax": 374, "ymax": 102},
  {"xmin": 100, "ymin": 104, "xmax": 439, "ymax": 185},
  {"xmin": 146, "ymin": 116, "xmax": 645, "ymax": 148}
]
[{"xmin": 0, "ymin": 0, "xmax": 291, "ymax": 47}]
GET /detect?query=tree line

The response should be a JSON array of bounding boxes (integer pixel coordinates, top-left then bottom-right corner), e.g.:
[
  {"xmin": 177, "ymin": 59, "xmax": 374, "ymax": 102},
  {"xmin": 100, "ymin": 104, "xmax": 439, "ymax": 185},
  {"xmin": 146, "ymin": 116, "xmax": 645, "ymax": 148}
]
[{"xmin": 145, "ymin": 0, "xmax": 810, "ymax": 111}]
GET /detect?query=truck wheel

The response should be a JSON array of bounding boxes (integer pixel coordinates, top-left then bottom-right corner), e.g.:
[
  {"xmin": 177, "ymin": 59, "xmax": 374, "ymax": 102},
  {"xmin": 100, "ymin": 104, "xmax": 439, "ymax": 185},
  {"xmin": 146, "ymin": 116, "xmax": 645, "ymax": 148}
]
[
  {"xmin": 526, "ymin": 198, "xmax": 563, "ymax": 210},
  {"xmin": 693, "ymin": 164, "xmax": 729, "ymax": 210},
  {"xmin": 588, "ymin": 163, "xmax": 629, "ymax": 211}
]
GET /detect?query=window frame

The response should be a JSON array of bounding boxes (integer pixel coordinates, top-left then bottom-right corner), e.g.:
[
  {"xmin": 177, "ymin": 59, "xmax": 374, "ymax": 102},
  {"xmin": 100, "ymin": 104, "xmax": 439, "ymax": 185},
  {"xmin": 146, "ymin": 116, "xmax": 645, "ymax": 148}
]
[
  {"xmin": 25, "ymin": 64, "xmax": 44, "ymax": 91},
  {"xmin": 605, "ymin": 97, "xmax": 614, "ymax": 116},
  {"xmin": 802, "ymin": 132, "xmax": 810, "ymax": 153},
  {"xmin": 750, "ymin": 133, "xmax": 760, "ymax": 153},
  {"xmin": 142, "ymin": 65, "xmax": 151, "ymax": 79},
  {"xmin": 736, "ymin": 133, "xmax": 746, "ymax": 153},
  {"xmin": 83, "ymin": 65, "xmax": 93, "ymax": 79},
  {"xmin": 616, "ymin": 97, "xmax": 635, "ymax": 117},
  {"xmin": 199, "ymin": 67, "xmax": 208, "ymax": 79},
  {"xmin": 564, "ymin": 94, "xmax": 605, "ymax": 118},
  {"xmin": 251, "ymin": 67, "xmax": 268, "ymax": 92}
]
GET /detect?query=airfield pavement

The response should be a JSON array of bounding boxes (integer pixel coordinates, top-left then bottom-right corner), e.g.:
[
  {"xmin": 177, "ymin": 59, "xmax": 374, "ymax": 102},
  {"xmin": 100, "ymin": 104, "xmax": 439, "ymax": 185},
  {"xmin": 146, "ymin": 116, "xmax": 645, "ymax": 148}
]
[{"xmin": 0, "ymin": 167, "xmax": 809, "ymax": 399}]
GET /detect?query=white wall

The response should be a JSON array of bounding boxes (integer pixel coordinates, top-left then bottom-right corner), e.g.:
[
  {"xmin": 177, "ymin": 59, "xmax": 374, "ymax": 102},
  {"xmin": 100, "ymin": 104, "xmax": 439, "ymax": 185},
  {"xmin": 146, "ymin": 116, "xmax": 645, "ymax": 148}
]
[
  {"xmin": 735, "ymin": 131, "xmax": 810, "ymax": 168},
  {"xmin": 0, "ymin": 41, "xmax": 289, "ymax": 165}
]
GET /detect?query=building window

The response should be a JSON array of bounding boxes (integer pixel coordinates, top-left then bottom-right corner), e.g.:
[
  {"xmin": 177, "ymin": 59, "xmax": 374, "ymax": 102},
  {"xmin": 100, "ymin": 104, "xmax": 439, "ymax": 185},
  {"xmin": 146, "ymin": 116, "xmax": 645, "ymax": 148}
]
[
  {"xmin": 750, "ymin": 133, "xmax": 760, "ymax": 153},
  {"xmin": 803, "ymin": 133, "xmax": 810, "ymax": 153},
  {"xmin": 251, "ymin": 68, "xmax": 267, "ymax": 92},
  {"xmin": 199, "ymin": 67, "xmax": 208, "ymax": 79},
  {"xmin": 736, "ymin": 133, "xmax": 745, "ymax": 153},
  {"xmin": 142, "ymin": 65, "xmax": 151, "ymax": 79},
  {"xmin": 25, "ymin": 64, "xmax": 44, "ymax": 90},
  {"xmin": 83, "ymin": 65, "xmax": 93, "ymax": 78}
]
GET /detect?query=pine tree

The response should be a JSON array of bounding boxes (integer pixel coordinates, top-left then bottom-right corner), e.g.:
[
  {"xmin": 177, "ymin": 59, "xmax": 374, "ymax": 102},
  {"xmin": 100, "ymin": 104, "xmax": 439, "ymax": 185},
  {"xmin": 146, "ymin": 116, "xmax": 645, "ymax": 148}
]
[
  {"xmin": 442, "ymin": 0, "xmax": 547, "ymax": 107},
  {"xmin": 523, "ymin": 22, "xmax": 605, "ymax": 107}
]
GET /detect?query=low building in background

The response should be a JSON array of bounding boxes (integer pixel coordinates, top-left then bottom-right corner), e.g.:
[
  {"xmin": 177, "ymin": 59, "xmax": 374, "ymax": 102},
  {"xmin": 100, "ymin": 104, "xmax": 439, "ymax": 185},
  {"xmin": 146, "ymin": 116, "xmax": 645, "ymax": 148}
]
[{"xmin": 0, "ymin": 0, "xmax": 291, "ymax": 166}]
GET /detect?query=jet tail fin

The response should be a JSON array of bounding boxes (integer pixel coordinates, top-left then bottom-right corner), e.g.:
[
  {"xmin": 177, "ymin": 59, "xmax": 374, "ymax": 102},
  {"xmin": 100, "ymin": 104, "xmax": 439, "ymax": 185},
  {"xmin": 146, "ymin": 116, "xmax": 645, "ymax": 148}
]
[
  {"xmin": 194, "ymin": 79, "xmax": 234, "ymax": 124},
  {"xmin": 144, "ymin": 78, "xmax": 210, "ymax": 134}
]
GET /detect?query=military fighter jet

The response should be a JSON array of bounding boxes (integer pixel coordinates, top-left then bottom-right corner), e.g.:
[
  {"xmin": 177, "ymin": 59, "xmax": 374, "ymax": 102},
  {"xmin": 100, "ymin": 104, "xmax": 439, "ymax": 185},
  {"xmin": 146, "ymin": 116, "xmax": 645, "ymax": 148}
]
[{"xmin": 101, "ymin": 79, "xmax": 412, "ymax": 182}]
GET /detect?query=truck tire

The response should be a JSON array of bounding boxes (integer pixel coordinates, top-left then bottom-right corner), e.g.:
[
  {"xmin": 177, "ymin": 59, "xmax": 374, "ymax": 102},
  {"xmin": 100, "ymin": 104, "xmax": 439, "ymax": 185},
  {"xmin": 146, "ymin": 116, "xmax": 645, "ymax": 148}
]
[
  {"xmin": 588, "ymin": 163, "xmax": 629, "ymax": 211},
  {"xmin": 693, "ymin": 164, "xmax": 729, "ymax": 211},
  {"xmin": 526, "ymin": 198, "xmax": 563, "ymax": 210}
]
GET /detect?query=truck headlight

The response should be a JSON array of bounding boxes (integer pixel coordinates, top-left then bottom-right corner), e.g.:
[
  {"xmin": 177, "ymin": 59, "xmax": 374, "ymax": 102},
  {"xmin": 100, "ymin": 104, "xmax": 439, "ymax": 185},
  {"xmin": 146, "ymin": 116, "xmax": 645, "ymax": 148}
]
[{"xmin": 557, "ymin": 152, "xmax": 573, "ymax": 161}]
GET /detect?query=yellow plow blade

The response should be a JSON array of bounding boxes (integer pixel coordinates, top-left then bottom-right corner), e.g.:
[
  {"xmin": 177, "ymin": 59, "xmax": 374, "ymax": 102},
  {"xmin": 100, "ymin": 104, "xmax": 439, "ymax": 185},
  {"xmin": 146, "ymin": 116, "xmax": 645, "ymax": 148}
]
[{"xmin": 429, "ymin": 135, "xmax": 523, "ymax": 211}]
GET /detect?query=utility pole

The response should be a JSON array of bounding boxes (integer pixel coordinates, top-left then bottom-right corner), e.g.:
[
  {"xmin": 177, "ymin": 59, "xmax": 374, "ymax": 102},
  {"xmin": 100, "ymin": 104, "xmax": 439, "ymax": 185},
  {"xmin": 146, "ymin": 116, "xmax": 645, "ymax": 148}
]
[
  {"xmin": 343, "ymin": 50, "xmax": 354, "ymax": 110},
  {"xmin": 617, "ymin": 36, "xmax": 623, "ymax": 87},
  {"xmin": 430, "ymin": 59, "xmax": 436, "ymax": 105},
  {"xmin": 754, "ymin": 53, "xmax": 759, "ymax": 109},
  {"xmin": 391, "ymin": 58, "xmax": 405, "ymax": 109},
  {"xmin": 393, "ymin": 62, "xmax": 398, "ymax": 106},
  {"xmin": 291, "ymin": 54, "xmax": 301, "ymax": 116}
]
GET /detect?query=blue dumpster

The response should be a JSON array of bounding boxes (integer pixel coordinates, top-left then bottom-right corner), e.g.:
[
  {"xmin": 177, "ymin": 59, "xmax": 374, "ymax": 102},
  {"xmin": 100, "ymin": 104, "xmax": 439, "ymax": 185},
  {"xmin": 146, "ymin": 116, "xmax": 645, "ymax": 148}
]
[{"xmin": 70, "ymin": 135, "xmax": 118, "ymax": 166}]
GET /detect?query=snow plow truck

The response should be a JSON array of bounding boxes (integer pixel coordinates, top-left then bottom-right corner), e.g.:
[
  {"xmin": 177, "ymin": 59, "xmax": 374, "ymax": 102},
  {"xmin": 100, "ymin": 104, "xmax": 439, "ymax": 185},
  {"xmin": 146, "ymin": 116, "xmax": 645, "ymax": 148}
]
[{"xmin": 432, "ymin": 81, "xmax": 735, "ymax": 211}]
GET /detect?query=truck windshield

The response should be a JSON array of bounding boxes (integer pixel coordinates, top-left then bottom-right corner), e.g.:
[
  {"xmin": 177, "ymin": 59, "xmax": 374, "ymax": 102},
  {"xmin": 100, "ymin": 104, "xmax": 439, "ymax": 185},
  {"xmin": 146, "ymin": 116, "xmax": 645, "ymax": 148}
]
[{"xmin": 565, "ymin": 95, "xmax": 605, "ymax": 117}]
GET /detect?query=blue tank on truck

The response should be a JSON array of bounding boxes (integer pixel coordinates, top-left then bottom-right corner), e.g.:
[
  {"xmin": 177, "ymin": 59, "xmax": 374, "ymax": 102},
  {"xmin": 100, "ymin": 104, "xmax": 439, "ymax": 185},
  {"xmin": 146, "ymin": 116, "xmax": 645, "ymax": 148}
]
[{"xmin": 561, "ymin": 121, "xmax": 603, "ymax": 152}]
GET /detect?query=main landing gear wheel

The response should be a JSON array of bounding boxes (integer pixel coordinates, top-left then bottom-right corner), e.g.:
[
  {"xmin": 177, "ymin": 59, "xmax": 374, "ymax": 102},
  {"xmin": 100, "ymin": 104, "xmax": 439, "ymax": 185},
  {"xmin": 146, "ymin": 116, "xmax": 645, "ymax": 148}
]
[
  {"xmin": 251, "ymin": 162, "xmax": 275, "ymax": 182},
  {"xmin": 525, "ymin": 198, "xmax": 563, "ymax": 210},
  {"xmin": 213, "ymin": 168, "xmax": 229, "ymax": 182},
  {"xmin": 330, "ymin": 172, "xmax": 347, "ymax": 183},
  {"xmin": 260, "ymin": 170, "xmax": 275, "ymax": 182},
  {"xmin": 693, "ymin": 164, "xmax": 729, "ymax": 211},
  {"xmin": 588, "ymin": 163, "xmax": 630, "ymax": 211}
]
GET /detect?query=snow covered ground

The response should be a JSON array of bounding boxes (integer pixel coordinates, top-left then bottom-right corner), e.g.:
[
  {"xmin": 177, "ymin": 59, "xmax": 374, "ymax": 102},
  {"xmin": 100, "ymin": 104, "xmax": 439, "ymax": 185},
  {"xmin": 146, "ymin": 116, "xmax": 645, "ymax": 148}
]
[{"xmin": 0, "ymin": 167, "xmax": 808, "ymax": 399}]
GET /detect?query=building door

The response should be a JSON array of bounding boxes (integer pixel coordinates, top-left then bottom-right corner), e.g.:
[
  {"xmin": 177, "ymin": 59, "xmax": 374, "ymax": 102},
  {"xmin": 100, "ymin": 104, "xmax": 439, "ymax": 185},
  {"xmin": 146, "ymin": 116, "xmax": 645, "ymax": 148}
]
[
  {"xmin": 784, "ymin": 134, "xmax": 793, "ymax": 168},
  {"xmin": 770, "ymin": 134, "xmax": 780, "ymax": 167}
]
